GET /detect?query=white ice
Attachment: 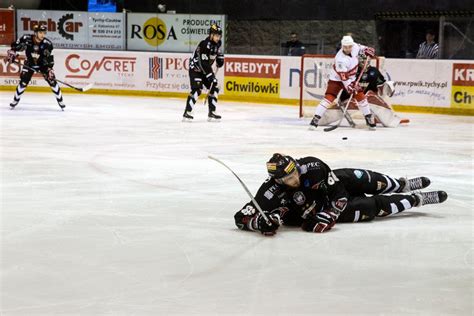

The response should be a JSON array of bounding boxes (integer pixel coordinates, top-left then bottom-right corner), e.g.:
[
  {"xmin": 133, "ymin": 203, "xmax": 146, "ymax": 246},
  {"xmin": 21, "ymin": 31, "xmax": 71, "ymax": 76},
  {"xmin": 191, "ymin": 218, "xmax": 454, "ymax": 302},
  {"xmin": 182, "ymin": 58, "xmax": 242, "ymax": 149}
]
[{"xmin": 1, "ymin": 91, "xmax": 473, "ymax": 315}]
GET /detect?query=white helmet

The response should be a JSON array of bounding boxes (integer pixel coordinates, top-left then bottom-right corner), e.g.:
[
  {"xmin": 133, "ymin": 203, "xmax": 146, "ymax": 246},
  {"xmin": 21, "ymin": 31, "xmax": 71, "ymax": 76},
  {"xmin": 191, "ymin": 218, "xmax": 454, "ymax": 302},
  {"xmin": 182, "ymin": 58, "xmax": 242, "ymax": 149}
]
[{"xmin": 341, "ymin": 35, "xmax": 355, "ymax": 46}]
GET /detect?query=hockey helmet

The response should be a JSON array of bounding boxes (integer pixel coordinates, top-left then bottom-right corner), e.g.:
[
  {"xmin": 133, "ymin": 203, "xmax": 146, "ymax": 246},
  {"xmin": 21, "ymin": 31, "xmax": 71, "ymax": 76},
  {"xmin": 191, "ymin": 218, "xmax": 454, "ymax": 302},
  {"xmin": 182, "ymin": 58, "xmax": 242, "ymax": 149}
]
[
  {"xmin": 266, "ymin": 153, "xmax": 300, "ymax": 186},
  {"xmin": 33, "ymin": 25, "xmax": 47, "ymax": 33},
  {"xmin": 209, "ymin": 24, "xmax": 222, "ymax": 36},
  {"xmin": 341, "ymin": 35, "xmax": 354, "ymax": 46}
]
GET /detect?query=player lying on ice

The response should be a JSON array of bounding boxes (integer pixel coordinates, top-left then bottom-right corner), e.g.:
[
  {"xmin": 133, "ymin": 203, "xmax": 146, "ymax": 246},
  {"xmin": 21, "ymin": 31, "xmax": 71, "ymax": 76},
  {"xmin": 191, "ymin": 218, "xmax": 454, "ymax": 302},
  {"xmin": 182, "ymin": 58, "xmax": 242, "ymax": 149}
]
[
  {"xmin": 317, "ymin": 53, "xmax": 408, "ymax": 128},
  {"xmin": 234, "ymin": 154, "xmax": 448, "ymax": 236}
]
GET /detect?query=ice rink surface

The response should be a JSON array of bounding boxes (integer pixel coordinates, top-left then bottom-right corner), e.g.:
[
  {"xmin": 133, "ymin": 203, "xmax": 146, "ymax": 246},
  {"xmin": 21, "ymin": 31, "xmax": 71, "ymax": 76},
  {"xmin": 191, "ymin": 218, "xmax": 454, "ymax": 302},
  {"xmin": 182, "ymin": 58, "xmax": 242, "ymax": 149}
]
[{"xmin": 1, "ymin": 92, "xmax": 473, "ymax": 315}]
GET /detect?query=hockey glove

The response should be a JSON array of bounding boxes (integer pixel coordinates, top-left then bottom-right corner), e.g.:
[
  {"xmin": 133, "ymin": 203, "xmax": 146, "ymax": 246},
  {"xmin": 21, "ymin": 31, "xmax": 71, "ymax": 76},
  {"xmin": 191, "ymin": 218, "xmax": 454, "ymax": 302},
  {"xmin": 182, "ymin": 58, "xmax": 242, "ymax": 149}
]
[
  {"xmin": 302, "ymin": 210, "xmax": 338, "ymax": 233},
  {"xmin": 363, "ymin": 47, "xmax": 376, "ymax": 58},
  {"xmin": 257, "ymin": 212, "xmax": 281, "ymax": 236},
  {"xmin": 216, "ymin": 53, "xmax": 224, "ymax": 68},
  {"xmin": 346, "ymin": 81, "xmax": 362, "ymax": 94},
  {"xmin": 5, "ymin": 49, "xmax": 17, "ymax": 64},
  {"xmin": 205, "ymin": 72, "xmax": 218, "ymax": 87}
]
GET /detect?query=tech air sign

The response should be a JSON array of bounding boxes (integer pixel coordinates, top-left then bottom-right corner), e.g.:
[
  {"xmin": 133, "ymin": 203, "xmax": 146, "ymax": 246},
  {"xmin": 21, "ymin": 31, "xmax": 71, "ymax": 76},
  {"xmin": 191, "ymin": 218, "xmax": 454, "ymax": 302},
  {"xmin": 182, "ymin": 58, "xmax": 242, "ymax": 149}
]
[
  {"xmin": 16, "ymin": 10, "xmax": 125, "ymax": 50},
  {"xmin": 451, "ymin": 63, "xmax": 474, "ymax": 108},
  {"xmin": 224, "ymin": 57, "xmax": 281, "ymax": 101},
  {"xmin": 127, "ymin": 13, "xmax": 226, "ymax": 52}
]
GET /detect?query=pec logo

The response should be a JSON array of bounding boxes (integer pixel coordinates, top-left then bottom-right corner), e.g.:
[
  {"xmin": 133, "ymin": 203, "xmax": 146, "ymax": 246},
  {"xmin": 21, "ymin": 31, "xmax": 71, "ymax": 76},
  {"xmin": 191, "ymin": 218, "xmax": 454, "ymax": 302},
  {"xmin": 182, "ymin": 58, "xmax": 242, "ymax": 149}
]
[{"xmin": 149, "ymin": 57, "xmax": 163, "ymax": 80}]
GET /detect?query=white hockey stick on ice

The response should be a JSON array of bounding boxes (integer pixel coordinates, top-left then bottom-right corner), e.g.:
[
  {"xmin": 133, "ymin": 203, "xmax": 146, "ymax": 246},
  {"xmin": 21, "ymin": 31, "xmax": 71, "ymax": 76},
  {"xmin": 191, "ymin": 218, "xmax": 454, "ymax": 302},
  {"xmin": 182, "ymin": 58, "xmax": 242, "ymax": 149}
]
[
  {"xmin": 208, "ymin": 155, "xmax": 272, "ymax": 225},
  {"xmin": 13, "ymin": 61, "xmax": 94, "ymax": 92}
]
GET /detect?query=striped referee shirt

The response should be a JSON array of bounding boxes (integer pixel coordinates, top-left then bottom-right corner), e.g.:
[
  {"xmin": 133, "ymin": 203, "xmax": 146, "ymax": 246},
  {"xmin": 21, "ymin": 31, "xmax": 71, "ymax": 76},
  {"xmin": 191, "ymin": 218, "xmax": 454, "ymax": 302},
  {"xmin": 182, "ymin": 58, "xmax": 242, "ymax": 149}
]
[{"xmin": 416, "ymin": 41, "xmax": 439, "ymax": 59}]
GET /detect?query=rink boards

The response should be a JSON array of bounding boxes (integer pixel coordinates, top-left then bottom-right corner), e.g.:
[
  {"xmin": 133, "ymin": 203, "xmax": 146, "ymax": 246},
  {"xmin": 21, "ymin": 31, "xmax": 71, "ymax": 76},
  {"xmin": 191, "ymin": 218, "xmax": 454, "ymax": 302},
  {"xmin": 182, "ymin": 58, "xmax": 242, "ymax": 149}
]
[{"xmin": 0, "ymin": 47, "xmax": 472, "ymax": 115}]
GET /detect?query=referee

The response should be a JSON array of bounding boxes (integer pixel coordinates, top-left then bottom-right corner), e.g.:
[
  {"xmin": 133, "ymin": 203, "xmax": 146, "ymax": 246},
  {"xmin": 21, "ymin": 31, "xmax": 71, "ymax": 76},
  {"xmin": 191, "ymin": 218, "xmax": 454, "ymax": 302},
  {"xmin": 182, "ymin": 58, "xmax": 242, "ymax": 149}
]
[{"xmin": 416, "ymin": 29, "xmax": 439, "ymax": 59}]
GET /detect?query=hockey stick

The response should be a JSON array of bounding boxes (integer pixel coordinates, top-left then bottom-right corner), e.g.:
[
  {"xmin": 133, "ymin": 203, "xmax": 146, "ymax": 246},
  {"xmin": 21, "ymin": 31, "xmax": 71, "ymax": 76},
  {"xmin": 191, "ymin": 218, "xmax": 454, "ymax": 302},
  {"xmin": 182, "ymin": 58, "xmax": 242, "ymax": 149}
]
[
  {"xmin": 208, "ymin": 155, "xmax": 272, "ymax": 225},
  {"xmin": 203, "ymin": 67, "xmax": 219, "ymax": 106},
  {"xmin": 336, "ymin": 98, "xmax": 356, "ymax": 128},
  {"xmin": 12, "ymin": 61, "xmax": 94, "ymax": 92},
  {"xmin": 323, "ymin": 57, "xmax": 370, "ymax": 132}
]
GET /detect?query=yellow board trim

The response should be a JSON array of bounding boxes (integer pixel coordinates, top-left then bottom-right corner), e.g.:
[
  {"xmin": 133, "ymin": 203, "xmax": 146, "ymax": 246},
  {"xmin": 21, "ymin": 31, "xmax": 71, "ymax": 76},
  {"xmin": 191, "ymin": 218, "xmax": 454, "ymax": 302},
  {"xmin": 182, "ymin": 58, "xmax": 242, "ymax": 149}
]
[{"xmin": 1, "ymin": 85, "xmax": 472, "ymax": 116}]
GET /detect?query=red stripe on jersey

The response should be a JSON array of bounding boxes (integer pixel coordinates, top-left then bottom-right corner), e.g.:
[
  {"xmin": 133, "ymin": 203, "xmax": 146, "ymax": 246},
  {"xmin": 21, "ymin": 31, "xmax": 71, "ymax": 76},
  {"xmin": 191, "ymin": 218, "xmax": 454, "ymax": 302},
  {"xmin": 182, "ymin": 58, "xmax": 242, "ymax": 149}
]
[{"xmin": 333, "ymin": 64, "xmax": 358, "ymax": 81}]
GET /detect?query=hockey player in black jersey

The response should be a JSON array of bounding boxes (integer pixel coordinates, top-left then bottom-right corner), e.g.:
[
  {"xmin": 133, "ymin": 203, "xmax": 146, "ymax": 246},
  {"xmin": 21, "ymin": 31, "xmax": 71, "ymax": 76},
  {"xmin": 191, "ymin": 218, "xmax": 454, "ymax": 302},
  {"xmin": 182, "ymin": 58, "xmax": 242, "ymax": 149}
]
[
  {"xmin": 183, "ymin": 24, "xmax": 224, "ymax": 121},
  {"xmin": 5, "ymin": 25, "xmax": 65, "ymax": 110},
  {"xmin": 234, "ymin": 154, "xmax": 448, "ymax": 236}
]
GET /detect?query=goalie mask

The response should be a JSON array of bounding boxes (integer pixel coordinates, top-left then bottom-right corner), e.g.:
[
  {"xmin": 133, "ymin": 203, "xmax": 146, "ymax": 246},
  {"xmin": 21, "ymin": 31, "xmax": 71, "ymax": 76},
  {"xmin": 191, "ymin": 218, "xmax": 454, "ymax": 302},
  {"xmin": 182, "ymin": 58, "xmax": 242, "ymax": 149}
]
[{"xmin": 267, "ymin": 154, "xmax": 300, "ymax": 187}]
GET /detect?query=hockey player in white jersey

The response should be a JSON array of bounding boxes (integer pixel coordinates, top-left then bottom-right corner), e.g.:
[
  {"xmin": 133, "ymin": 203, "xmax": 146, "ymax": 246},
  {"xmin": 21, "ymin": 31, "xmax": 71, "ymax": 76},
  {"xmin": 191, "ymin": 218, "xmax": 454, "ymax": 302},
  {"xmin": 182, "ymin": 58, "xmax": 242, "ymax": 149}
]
[{"xmin": 310, "ymin": 35, "xmax": 376, "ymax": 130}]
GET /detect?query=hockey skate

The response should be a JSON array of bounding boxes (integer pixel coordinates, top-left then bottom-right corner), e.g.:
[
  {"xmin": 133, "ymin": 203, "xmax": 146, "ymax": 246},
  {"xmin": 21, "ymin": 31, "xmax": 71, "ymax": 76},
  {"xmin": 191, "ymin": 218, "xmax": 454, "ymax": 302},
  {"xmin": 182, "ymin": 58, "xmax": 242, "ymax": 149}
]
[
  {"xmin": 208, "ymin": 112, "xmax": 221, "ymax": 122},
  {"xmin": 413, "ymin": 191, "xmax": 448, "ymax": 207},
  {"xmin": 364, "ymin": 114, "xmax": 376, "ymax": 130},
  {"xmin": 309, "ymin": 115, "xmax": 321, "ymax": 130},
  {"xmin": 10, "ymin": 100, "xmax": 18, "ymax": 110},
  {"xmin": 399, "ymin": 177, "xmax": 431, "ymax": 192},
  {"xmin": 182, "ymin": 111, "xmax": 194, "ymax": 122},
  {"xmin": 58, "ymin": 100, "xmax": 66, "ymax": 111}
]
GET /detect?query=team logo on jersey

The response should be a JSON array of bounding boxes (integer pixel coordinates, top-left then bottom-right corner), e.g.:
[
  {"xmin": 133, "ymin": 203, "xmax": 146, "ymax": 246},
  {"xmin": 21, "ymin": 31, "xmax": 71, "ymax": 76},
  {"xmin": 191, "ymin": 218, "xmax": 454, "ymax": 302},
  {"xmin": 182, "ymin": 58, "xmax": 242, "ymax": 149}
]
[
  {"xmin": 354, "ymin": 170, "xmax": 363, "ymax": 179},
  {"xmin": 148, "ymin": 57, "xmax": 163, "ymax": 79},
  {"xmin": 293, "ymin": 191, "xmax": 306, "ymax": 205}
]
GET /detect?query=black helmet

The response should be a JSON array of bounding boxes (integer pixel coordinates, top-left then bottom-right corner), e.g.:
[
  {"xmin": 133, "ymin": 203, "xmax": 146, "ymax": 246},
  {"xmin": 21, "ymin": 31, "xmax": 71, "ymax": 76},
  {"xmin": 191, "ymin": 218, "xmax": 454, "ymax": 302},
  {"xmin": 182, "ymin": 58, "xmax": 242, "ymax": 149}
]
[
  {"xmin": 266, "ymin": 153, "xmax": 298, "ymax": 179},
  {"xmin": 209, "ymin": 24, "xmax": 222, "ymax": 36},
  {"xmin": 33, "ymin": 25, "xmax": 47, "ymax": 33}
]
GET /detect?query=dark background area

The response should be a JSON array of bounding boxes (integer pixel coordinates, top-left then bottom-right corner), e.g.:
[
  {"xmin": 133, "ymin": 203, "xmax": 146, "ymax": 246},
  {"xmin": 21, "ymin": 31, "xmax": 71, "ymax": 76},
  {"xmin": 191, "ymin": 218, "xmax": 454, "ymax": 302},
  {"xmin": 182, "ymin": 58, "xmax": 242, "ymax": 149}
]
[
  {"xmin": 22, "ymin": 0, "xmax": 473, "ymax": 58},
  {"xmin": 38, "ymin": 0, "xmax": 473, "ymax": 20}
]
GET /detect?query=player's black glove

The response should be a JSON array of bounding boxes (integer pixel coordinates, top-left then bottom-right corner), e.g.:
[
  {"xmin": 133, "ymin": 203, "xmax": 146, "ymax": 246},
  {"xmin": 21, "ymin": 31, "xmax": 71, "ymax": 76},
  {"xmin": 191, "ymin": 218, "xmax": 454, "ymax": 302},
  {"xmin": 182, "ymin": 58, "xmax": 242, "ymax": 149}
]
[
  {"xmin": 257, "ymin": 211, "xmax": 281, "ymax": 236},
  {"xmin": 216, "ymin": 53, "xmax": 224, "ymax": 68},
  {"xmin": 205, "ymin": 72, "xmax": 218, "ymax": 87},
  {"xmin": 302, "ymin": 210, "xmax": 338, "ymax": 233}
]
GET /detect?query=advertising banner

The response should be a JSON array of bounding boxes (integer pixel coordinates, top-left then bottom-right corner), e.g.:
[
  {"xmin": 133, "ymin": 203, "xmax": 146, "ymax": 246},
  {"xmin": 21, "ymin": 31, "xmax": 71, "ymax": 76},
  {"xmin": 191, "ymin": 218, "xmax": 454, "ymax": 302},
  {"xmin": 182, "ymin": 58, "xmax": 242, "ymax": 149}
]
[
  {"xmin": 224, "ymin": 57, "xmax": 280, "ymax": 100},
  {"xmin": 16, "ymin": 10, "xmax": 125, "ymax": 50},
  {"xmin": 280, "ymin": 56, "xmax": 332, "ymax": 101},
  {"xmin": 451, "ymin": 63, "xmax": 474, "ymax": 109},
  {"xmin": 0, "ymin": 9, "xmax": 15, "ymax": 46},
  {"xmin": 126, "ymin": 13, "xmax": 226, "ymax": 53},
  {"xmin": 385, "ymin": 59, "xmax": 451, "ymax": 107},
  {"xmin": 0, "ymin": 46, "xmax": 472, "ymax": 115}
]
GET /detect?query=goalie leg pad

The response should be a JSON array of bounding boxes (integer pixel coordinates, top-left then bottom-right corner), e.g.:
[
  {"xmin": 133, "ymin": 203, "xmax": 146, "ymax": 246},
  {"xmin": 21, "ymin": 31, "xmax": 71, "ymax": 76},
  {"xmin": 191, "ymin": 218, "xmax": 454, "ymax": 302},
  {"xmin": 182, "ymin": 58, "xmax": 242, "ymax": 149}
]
[{"xmin": 356, "ymin": 98, "xmax": 372, "ymax": 116}]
